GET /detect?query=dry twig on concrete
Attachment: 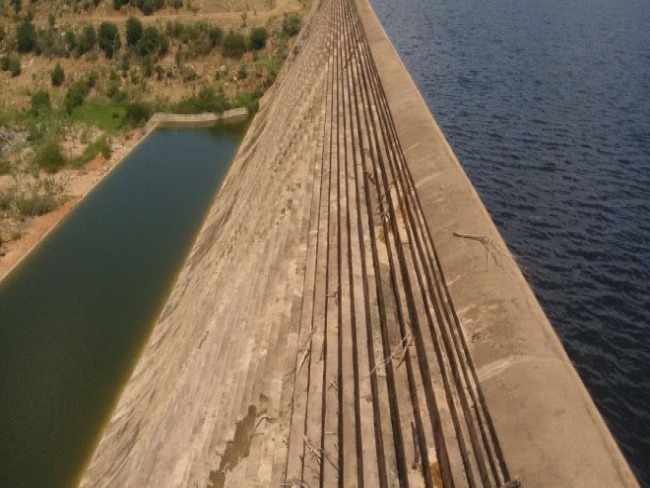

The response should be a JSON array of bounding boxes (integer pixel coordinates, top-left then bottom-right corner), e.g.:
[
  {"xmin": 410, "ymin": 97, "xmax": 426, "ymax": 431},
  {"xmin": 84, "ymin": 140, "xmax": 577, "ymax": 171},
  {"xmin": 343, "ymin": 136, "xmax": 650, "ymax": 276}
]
[{"xmin": 303, "ymin": 435, "xmax": 339, "ymax": 472}]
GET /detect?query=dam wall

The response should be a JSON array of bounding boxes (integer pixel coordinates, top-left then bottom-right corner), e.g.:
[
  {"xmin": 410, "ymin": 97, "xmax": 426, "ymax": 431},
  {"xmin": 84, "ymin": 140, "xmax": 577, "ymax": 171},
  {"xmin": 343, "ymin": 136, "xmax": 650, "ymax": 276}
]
[{"xmin": 81, "ymin": 0, "xmax": 637, "ymax": 486}]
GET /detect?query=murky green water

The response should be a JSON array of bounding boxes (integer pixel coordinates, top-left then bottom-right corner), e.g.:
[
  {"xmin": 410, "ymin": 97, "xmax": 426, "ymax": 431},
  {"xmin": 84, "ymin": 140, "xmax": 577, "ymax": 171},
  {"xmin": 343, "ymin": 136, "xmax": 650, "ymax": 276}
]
[{"xmin": 0, "ymin": 124, "xmax": 245, "ymax": 487}]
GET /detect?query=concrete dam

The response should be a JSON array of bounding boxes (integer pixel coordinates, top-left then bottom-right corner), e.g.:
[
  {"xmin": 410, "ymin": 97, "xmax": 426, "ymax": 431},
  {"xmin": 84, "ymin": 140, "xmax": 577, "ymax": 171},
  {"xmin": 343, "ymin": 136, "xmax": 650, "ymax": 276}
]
[{"xmin": 81, "ymin": 0, "xmax": 638, "ymax": 486}]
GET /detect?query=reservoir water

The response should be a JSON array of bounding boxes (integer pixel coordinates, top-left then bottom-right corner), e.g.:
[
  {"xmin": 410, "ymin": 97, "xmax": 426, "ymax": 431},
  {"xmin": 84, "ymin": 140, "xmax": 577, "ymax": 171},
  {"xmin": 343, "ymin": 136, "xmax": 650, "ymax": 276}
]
[
  {"xmin": 370, "ymin": 0, "xmax": 650, "ymax": 483},
  {"xmin": 0, "ymin": 124, "xmax": 244, "ymax": 487}
]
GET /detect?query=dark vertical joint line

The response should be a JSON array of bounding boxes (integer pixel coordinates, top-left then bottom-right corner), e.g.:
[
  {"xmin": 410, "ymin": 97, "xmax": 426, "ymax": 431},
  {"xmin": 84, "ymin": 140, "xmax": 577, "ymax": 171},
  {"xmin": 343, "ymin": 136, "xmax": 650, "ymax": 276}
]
[
  {"xmin": 340, "ymin": 1, "xmax": 365, "ymax": 485},
  {"xmin": 335, "ymin": 0, "xmax": 345, "ymax": 484}
]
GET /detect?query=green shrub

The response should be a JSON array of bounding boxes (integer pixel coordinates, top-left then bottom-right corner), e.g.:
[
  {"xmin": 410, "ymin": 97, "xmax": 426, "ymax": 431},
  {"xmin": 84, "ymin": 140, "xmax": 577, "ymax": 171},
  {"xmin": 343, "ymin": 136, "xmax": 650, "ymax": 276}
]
[
  {"xmin": 8, "ymin": 57, "xmax": 21, "ymax": 77},
  {"xmin": 126, "ymin": 17, "xmax": 143, "ymax": 46},
  {"xmin": 98, "ymin": 22, "xmax": 121, "ymax": 59},
  {"xmin": 0, "ymin": 189, "xmax": 14, "ymax": 211},
  {"xmin": 10, "ymin": 0, "xmax": 21, "ymax": 14},
  {"xmin": 16, "ymin": 193, "xmax": 58, "ymax": 217},
  {"xmin": 113, "ymin": 0, "xmax": 128, "ymax": 9},
  {"xmin": 124, "ymin": 102, "xmax": 151, "ymax": 126},
  {"xmin": 0, "ymin": 160, "xmax": 10, "ymax": 176},
  {"xmin": 283, "ymin": 13, "xmax": 302, "ymax": 36},
  {"xmin": 174, "ymin": 86, "xmax": 228, "ymax": 114},
  {"xmin": 51, "ymin": 63, "xmax": 65, "ymax": 86},
  {"xmin": 222, "ymin": 31, "xmax": 246, "ymax": 58},
  {"xmin": 232, "ymin": 88, "xmax": 262, "ymax": 113},
  {"xmin": 64, "ymin": 81, "xmax": 88, "ymax": 114},
  {"xmin": 64, "ymin": 29, "xmax": 77, "ymax": 53},
  {"xmin": 34, "ymin": 139, "xmax": 66, "ymax": 173},
  {"xmin": 249, "ymin": 27, "xmax": 267, "ymax": 51},
  {"xmin": 208, "ymin": 26, "xmax": 223, "ymax": 47},
  {"xmin": 16, "ymin": 20, "xmax": 36, "ymax": 53},
  {"xmin": 78, "ymin": 25, "xmax": 97, "ymax": 55},
  {"xmin": 0, "ymin": 55, "xmax": 19, "ymax": 75},
  {"xmin": 30, "ymin": 90, "xmax": 51, "ymax": 114},
  {"xmin": 136, "ymin": 26, "xmax": 161, "ymax": 57},
  {"xmin": 73, "ymin": 135, "xmax": 111, "ymax": 167}
]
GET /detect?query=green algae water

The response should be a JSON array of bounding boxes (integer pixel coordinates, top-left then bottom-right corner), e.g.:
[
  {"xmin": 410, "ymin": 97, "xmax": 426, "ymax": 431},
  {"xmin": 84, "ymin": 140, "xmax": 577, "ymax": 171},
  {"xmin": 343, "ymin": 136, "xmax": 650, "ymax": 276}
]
[{"xmin": 0, "ymin": 124, "xmax": 245, "ymax": 487}]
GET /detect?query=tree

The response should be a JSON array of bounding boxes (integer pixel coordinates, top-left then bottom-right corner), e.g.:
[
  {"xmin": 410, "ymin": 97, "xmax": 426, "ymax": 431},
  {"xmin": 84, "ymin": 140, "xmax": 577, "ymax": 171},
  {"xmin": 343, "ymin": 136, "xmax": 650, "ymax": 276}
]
[
  {"xmin": 10, "ymin": 0, "xmax": 21, "ymax": 13},
  {"xmin": 98, "ymin": 22, "xmax": 121, "ymax": 59},
  {"xmin": 51, "ymin": 63, "xmax": 65, "ymax": 87},
  {"xmin": 126, "ymin": 17, "xmax": 143, "ymax": 47},
  {"xmin": 136, "ymin": 26, "xmax": 161, "ymax": 57},
  {"xmin": 248, "ymin": 27, "xmax": 267, "ymax": 51},
  {"xmin": 222, "ymin": 31, "xmax": 246, "ymax": 58},
  {"xmin": 78, "ymin": 25, "xmax": 96, "ymax": 55},
  {"xmin": 16, "ymin": 20, "xmax": 36, "ymax": 53}
]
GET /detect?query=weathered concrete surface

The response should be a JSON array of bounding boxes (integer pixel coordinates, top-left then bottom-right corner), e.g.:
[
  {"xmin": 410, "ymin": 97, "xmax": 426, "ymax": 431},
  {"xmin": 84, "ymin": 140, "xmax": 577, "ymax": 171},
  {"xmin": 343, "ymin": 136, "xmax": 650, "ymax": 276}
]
[
  {"xmin": 80, "ymin": 0, "xmax": 638, "ymax": 486},
  {"xmin": 354, "ymin": 0, "xmax": 638, "ymax": 486}
]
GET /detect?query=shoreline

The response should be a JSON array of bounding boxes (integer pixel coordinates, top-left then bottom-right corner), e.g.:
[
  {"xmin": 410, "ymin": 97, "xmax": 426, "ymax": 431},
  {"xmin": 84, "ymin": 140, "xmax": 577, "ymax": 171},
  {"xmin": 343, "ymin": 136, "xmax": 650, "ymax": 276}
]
[{"xmin": 0, "ymin": 110, "xmax": 248, "ymax": 286}]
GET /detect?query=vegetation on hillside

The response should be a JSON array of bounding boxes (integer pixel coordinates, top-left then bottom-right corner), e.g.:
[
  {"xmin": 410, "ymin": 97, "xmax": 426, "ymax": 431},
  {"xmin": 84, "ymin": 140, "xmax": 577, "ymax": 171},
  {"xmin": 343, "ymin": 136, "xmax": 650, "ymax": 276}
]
[{"xmin": 0, "ymin": 0, "xmax": 306, "ymax": 246}]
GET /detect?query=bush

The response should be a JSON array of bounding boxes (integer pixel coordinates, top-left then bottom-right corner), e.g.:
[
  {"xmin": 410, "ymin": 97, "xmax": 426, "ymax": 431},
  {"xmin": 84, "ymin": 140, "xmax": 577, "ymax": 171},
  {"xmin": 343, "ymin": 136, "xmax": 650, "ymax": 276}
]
[
  {"xmin": 16, "ymin": 193, "xmax": 58, "ymax": 217},
  {"xmin": 78, "ymin": 25, "xmax": 97, "ymax": 55},
  {"xmin": 30, "ymin": 90, "xmax": 51, "ymax": 114},
  {"xmin": 283, "ymin": 13, "xmax": 302, "ymax": 36},
  {"xmin": 98, "ymin": 22, "xmax": 121, "ymax": 59},
  {"xmin": 64, "ymin": 29, "xmax": 77, "ymax": 53},
  {"xmin": 126, "ymin": 17, "xmax": 143, "ymax": 46},
  {"xmin": 64, "ymin": 81, "xmax": 88, "ymax": 114},
  {"xmin": 73, "ymin": 135, "xmax": 111, "ymax": 167},
  {"xmin": 8, "ymin": 57, "xmax": 21, "ymax": 77},
  {"xmin": 222, "ymin": 31, "xmax": 246, "ymax": 58},
  {"xmin": 124, "ymin": 102, "xmax": 151, "ymax": 126},
  {"xmin": 1, "ymin": 56, "xmax": 20, "ymax": 75},
  {"xmin": 248, "ymin": 27, "xmax": 267, "ymax": 51},
  {"xmin": 208, "ymin": 26, "xmax": 223, "ymax": 47},
  {"xmin": 51, "ymin": 63, "xmax": 65, "ymax": 86},
  {"xmin": 174, "ymin": 86, "xmax": 228, "ymax": 114},
  {"xmin": 136, "ymin": 26, "xmax": 161, "ymax": 57},
  {"xmin": 113, "ymin": 0, "xmax": 128, "ymax": 9},
  {"xmin": 0, "ymin": 160, "xmax": 10, "ymax": 176},
  {"xmin": 34, "ymin": 139, "xmax": 66, "ymax": 173},
  {"xmin": 16, "ymin": 20, "xmax": 36, "ymax": 53}
]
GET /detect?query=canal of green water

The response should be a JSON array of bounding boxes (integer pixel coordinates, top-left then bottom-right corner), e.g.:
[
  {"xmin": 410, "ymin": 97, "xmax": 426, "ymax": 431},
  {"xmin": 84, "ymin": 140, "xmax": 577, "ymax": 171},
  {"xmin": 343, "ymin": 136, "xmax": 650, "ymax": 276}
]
[{"xmin": 0, "ymin": 123, "xmax": 245, "ymax": 487}]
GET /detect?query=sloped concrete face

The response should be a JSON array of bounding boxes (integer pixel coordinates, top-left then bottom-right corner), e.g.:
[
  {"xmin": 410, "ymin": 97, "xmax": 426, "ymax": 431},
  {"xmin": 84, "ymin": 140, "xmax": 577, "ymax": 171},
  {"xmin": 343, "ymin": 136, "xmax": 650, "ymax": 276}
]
[{"xmin": 81, "ymin": 0, "xmax": 637, "ymax": 486}]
